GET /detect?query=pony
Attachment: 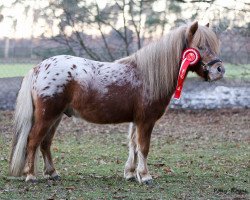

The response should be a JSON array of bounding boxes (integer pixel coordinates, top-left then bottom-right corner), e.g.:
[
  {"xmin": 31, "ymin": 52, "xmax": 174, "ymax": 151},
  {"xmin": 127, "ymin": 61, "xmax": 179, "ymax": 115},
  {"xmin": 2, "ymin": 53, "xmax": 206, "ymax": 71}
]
[{"xmin": 9, "ymin": 21, "xmax": 225, "ymax": 184}]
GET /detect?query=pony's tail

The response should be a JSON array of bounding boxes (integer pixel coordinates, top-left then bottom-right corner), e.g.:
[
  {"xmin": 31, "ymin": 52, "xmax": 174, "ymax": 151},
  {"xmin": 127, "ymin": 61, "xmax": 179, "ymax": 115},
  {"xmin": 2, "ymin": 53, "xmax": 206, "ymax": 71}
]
[{"xmin": 9, "ymin": 69, "xmax": 35, "ymax": 176}]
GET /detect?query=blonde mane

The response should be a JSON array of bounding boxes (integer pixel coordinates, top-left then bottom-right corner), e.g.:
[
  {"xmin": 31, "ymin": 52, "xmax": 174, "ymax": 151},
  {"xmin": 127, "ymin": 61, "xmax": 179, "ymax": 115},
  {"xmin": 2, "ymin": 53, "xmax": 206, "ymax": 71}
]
[{"xmin": 118, "ymin": 24, "xmax": 220, "ymax": 101}]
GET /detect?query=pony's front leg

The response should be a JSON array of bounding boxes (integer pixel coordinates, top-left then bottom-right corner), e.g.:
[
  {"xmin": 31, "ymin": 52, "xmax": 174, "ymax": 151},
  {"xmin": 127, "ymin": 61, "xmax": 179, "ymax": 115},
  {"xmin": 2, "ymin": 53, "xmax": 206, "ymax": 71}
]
[
  {"xmin": 124, "ymin": 123, "xmax": 137, "ymax": 180},
  {"xmin": 136, "ymin": 122, "xmax": 155, "ymax": 184}
]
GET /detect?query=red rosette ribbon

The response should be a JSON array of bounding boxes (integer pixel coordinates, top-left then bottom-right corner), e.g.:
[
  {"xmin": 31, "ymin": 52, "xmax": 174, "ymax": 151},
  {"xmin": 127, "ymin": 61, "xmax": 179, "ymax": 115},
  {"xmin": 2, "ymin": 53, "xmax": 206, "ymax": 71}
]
[{"xmin": 174, "ymin": 48, "xmax": 200, "ymax": 99}]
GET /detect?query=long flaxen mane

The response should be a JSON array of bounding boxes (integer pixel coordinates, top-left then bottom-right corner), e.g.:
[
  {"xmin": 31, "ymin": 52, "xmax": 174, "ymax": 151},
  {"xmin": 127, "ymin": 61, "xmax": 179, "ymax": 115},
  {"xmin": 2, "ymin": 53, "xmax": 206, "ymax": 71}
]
[{"xmin": 118, "ymin": 24, "xmax": 220, "ymax": 100}]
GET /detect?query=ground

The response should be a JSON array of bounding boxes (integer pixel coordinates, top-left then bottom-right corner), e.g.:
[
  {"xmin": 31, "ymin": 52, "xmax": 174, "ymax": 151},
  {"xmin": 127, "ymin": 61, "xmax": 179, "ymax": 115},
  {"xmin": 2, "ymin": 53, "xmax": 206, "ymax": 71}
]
[{"xmin": 0, "ymin": 109, "xmax": 249, "ymax": 199}]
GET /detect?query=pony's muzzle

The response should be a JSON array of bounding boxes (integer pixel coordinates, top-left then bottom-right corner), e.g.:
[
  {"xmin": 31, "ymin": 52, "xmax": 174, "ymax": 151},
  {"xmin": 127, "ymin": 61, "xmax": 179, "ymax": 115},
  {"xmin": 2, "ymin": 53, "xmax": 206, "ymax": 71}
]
[
  {"xmin": 208, "ymin": 63, "xmax": 225, "ymax": 81},
  {"xmin": 216, "ymin": 65, "xmax": 225, "ymax": 75}
]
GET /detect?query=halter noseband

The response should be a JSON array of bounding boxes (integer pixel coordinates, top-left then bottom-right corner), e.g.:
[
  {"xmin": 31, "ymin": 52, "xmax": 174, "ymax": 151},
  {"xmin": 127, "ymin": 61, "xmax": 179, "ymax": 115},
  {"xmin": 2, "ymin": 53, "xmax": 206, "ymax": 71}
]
[{"xmin": 200, "ymin": 59, "xmax": 222, "ymax": 71}]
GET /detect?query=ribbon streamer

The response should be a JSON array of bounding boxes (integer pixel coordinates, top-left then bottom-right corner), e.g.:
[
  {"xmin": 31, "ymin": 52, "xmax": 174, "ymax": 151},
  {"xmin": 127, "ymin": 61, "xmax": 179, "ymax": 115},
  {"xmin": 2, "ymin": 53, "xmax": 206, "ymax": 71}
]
[{"xmin": 174, "ymin": 48, "xmax": 200, "ymax": 99}]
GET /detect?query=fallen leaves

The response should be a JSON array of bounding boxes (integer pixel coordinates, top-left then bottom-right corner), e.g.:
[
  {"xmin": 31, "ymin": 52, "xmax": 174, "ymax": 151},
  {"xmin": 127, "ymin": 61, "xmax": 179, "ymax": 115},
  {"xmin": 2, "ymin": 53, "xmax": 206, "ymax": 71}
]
[
  {"xmin": 116, "ymin": 157, "xmax": 122, "ymax": 164},
  {"xmin": 153, "ymin": 163, "xmax": 165, "ymax": 168},
  {"xmin": 152, "ymin": 163, "xmax": 175, "ymax": 175},
  {"xmin": 65, "ymin": 186, "xmax": 76, "ymax": 190},
  {"xmin": 163, "ymin": 166, "xmax": 174, "ymax": 174},
  {"xmin": 52, "ymin": 147, "xmax": 59, "ymax": 152}
]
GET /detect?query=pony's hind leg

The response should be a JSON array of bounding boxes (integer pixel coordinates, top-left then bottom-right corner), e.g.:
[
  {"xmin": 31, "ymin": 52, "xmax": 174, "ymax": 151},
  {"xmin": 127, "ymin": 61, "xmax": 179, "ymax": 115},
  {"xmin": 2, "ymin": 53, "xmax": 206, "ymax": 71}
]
[
  {"xmin": 40, "ymin": 117, "xmax": 61, "ymax": 180},
  {"xmin": 24, "ymin": 119, "xmax": 54, "ymax": 182},
  {"xmin": 24, "ymin": 100, "xmax": 64, "ymax": 182},
  {"xmin": 124, "ymin": 123, "xmax": 137, "ymax": 180},
  {"xmin": 136, "ymin": 121, "xmax": 155, "ymax": 184}
]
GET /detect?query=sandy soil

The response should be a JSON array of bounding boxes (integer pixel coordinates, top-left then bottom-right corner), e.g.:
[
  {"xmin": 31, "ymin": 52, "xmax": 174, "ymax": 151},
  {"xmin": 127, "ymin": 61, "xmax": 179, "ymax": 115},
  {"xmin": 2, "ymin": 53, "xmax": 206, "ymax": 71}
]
[{"xmin": 1, "ymin": 109, "xmax": 249, "ymax": 143}]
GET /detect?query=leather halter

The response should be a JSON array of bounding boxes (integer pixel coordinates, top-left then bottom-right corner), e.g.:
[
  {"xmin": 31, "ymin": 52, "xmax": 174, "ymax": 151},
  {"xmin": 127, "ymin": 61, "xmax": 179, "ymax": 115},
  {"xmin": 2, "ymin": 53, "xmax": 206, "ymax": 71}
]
[
  {"xmin": 200, "ymin": 59, "xmax": 222, "ymax": 80},
  {"xmin": 201, "ymin": 59, "xmax": 222, "ymax": 70},
  {"xmin": 200, "ymin": 58, "xmax": 222, "ymax": 81}
]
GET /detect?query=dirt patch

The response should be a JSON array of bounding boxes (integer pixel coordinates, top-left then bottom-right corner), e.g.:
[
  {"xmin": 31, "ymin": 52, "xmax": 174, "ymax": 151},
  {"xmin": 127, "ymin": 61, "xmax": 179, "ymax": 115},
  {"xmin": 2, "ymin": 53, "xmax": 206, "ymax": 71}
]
[{"xmin": 1, "ymin": 109, "xmax": 249, "ymax": 143}]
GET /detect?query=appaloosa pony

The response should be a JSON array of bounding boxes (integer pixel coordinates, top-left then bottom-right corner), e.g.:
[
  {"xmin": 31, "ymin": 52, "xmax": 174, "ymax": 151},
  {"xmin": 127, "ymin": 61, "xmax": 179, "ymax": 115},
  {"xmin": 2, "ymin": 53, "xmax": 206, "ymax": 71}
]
[{"xmin": 9, "ymin": 21, "xmax": 224, "ymax": 184}]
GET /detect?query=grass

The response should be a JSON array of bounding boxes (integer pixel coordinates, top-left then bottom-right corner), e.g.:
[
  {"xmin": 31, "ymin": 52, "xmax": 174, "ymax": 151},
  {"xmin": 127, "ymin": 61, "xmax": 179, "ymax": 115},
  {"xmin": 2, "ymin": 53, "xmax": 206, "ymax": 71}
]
[
  {"xmin": 0, "ymin": 63, "xmax": 249, "ymax": 79},
  {"xmin": 0, "ymin": 131, "xmax": 249, "ymax": 199},
  {"xmin": 189, "ymin": 63, "xmax": 250, "ymax": 79},
  {"xmin": 223, "ymin": 63, "xmax": 250, "ymax": 79},
  {"xmin": 0, "ymin": 64, "xmax": 34, "ymax": 78}
]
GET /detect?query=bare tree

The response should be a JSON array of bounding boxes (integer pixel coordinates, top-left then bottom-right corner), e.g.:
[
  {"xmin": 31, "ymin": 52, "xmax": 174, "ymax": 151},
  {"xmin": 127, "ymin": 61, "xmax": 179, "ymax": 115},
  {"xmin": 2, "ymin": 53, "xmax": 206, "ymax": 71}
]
[
  {"xmin": 38, "ymin": 0, "xmax": 168, "ymax": 61},
  {"xmin": 5, "ymin": 0, "xmax": 249, "ymax": 64}
]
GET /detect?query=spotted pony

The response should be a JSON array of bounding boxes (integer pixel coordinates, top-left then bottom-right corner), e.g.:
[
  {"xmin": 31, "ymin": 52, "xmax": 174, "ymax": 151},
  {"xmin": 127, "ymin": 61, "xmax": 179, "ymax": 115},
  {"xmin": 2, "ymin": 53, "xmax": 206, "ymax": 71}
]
[{"xmin": 9, "ymin": 22, "xmax": 224, "ymax": 184}]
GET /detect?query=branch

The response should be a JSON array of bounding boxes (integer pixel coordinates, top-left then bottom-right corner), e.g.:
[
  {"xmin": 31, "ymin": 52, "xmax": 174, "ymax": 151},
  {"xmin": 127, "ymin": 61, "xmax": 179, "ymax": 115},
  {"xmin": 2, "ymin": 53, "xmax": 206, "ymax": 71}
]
[
  {"xmin": 129, "ymin": 0, "xmax": 142, "ymax": 50},
  {"xmin": 64, "ymin": 9, "xmax": 102, "ymax": 60},
  {"xmin": 95, "ymin": 3, "xmax": 115, "ymax": 61},
  {"xmin": 82, "ymin": 6, "xmax": 128, "ymax": 43},
  {"xmin": 122, "ymin": 0, "xmax": 129, "ymax": 56}
]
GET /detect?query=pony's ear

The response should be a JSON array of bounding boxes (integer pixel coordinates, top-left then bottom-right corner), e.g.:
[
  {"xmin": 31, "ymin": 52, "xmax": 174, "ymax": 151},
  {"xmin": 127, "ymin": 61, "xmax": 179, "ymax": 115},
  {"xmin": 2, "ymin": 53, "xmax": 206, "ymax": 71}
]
[
  {"xmin": 205, "ymin": 23, "xmax": 209, "ymax": 27},
  {"xmin": 186, "ymin": 21, "xmax": 198, "ymax": 46}
]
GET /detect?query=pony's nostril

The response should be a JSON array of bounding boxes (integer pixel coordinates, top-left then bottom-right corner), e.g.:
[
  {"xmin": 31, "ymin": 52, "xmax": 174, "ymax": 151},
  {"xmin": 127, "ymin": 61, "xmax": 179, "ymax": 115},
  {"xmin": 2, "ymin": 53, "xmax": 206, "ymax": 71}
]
[{"xmin": 217, "ymin": 66, "xmax": 222, "ymax": 73}]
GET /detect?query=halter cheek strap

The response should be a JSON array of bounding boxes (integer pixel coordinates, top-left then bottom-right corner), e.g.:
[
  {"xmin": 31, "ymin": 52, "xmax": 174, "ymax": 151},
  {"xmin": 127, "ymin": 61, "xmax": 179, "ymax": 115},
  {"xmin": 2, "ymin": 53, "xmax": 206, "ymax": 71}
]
[{"xmin": 174, "ymin": 48, "xmax": 200, "ymax": 100}]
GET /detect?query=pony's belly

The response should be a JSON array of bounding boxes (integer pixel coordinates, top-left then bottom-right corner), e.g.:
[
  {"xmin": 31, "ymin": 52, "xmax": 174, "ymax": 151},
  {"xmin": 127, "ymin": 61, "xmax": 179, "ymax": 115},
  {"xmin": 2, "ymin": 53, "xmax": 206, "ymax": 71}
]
[
  {"xmin": 68, "ymin": 75, "xmax": 139, "ymax": 124},
  {"xmin": 73, "ymin": 104, "xmax": 134, "ymax": 124},
  {"xmin": 70, "ymin": 87, "xmax": 135, "ymax": 124}
]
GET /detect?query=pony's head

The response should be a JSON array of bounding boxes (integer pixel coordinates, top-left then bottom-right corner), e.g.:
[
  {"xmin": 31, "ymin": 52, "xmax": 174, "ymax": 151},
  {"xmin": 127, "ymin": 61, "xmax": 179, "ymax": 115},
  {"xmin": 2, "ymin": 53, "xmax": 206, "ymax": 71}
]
[{"xmin": 185, "ymin": 21, "xmax": 225, "ymax": 81}]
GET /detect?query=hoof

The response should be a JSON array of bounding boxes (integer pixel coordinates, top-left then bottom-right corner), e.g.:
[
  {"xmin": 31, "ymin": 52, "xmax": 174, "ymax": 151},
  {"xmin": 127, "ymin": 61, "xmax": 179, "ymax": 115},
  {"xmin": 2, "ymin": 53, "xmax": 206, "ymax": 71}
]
[
  {"xmin": 25, "ymin": 174, "xmax": 37, "ymax": 183},
  {"xmin": 126, "ymin": 176, "xmax": 137, "ymax": 182},
  {"xmin": 143, "ymin": 179, "xmax": 153, "ymax": 186},
  {"xmin": 50, "ymin": 174, "xmax": 61, "ymax": 181},
  {"xmin": 136, "ymin": 171, "xmax": 153, "ymax": 185},
  {"xmin": 49, "ymin": 171, "xmax": 61, "ymax": 181},
  {"xmin": 124, "ymin": 171, "xmax": 136, "ymax": 181}
]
